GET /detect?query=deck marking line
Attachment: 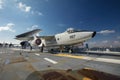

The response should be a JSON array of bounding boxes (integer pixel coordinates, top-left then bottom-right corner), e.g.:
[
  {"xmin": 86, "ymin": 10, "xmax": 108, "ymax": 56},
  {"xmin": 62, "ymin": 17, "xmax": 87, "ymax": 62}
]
[
  {"xmin": 55, "ymin": 54, "xmax": 120, "ymax": 64},
  {"xmin": 55, "ymin": 54, "xmax": 84, "ymax": 59},
  {"xmin": 44, "ymin": 58, "xmax": 58, "ymax": 64},
  {"xmin": 83, "ymin": 57, "xmax": 120, "ymax": 64},
  {"xmin": 95, "ymin": 58, "xmax": 120, "ymax": 64},
  {"xmin": 35, "ymin": 53, "xmax": 40, "ymax": 56}
]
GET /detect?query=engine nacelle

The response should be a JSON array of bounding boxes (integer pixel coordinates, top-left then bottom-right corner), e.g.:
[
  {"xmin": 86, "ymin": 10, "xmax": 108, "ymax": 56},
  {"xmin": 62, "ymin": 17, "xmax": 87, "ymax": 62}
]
[{"xmin": 31, "ymin": 38, "xmax": 42, "ymax": 46}]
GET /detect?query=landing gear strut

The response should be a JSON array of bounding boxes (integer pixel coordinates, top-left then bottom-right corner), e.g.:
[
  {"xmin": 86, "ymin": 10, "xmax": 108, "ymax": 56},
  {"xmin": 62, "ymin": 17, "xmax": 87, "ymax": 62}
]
[
  {"xmin": 59, "ymin": 46, "xmax": 64, "ymax": 53},
  {"xmin": 40, "ymin": 44, "xmax": 44, "ymax": 52}
]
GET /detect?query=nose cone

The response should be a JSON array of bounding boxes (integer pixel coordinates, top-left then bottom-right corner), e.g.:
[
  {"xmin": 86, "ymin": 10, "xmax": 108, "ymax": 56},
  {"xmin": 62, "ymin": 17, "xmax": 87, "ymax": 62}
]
[{"xmin": 92, "ymin": 31, "xmax": 96, "ymax": 38}]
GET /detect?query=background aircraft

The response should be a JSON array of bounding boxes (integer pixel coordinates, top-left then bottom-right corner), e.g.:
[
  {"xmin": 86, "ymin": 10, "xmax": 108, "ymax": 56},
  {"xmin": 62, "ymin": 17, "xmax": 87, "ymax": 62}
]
[{"xmin": 15, "ymin": 28, "xmax": 96, "ymax": 52}]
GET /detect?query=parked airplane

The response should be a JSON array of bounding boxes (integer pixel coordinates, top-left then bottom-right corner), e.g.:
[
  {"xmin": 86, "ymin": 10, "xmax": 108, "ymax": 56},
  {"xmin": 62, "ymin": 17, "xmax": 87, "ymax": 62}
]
[{"xmin": 15, "ymin": 28, "xmax": 96, "ymax": 52}]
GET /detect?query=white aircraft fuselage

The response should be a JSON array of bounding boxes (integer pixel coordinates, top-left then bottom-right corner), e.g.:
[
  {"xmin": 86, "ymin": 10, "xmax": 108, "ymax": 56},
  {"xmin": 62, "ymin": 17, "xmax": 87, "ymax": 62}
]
[{"xmin": 55, "ymin": 28, "xmax": 96, "ymax": 45}]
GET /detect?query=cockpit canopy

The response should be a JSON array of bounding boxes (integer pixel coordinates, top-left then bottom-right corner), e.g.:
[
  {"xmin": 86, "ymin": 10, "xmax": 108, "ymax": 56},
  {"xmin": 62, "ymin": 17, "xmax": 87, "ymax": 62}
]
[{"xmin": 66, "ymin": 28, "xmax": 82, "ymax": 33}]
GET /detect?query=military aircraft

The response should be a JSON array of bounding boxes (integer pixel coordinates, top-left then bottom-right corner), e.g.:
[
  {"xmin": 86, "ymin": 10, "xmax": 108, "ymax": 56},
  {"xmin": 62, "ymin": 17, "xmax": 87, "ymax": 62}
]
[{"xmin": 15, "ymin": 28, "xmax": 96, "ymax": 52}]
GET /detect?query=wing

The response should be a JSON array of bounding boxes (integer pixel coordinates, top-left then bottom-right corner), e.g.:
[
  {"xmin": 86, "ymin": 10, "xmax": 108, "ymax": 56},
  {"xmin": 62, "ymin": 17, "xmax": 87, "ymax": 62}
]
[
  {"xmin": 16, "ymin": 29, "xmax": 41, "ymax": 38},
  {"xmin": 15, "ymin": 37, "xmax": 33, "ymax": 41},
  {"xmin": 15, "ymin": 29, "xmax": 41, "ymax": 40},
  {"xmin": 15, "ymin": 35, "xmax": 55, "ymax": 41}
]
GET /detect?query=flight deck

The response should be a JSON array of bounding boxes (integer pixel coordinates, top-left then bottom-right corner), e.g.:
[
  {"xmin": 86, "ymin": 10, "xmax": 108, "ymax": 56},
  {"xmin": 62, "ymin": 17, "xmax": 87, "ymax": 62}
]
[{"xmin": 0, "ymin": 48, "xmax": 120, "ymax": 80}]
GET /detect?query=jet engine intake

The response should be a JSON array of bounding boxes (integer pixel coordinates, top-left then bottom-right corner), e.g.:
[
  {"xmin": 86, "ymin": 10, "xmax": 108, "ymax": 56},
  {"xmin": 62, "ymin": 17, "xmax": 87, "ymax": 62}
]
[{"xmin": 35, "ymin": 38, "xmax": 41, "ymax": 45}]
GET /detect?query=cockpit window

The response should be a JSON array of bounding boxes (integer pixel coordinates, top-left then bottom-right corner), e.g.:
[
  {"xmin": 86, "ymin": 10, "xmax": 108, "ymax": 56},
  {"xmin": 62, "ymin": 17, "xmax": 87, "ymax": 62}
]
[
  {"xmin": 66, "ymin": 28, "xmax": 75, "ymax": 33},
  {"xmin": 66, "ymin": 28, "xmax": 90, "ymax": 33},
  {"xmin": 66, "ymin": 28, "xmax": 85, "ymax": 33}
]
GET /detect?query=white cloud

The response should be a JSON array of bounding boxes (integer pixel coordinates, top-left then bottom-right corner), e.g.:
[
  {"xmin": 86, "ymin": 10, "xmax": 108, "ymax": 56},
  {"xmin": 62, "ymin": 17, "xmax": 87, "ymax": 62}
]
[
  {"xmin": 31, "ymin": 11, "xmax": 43, "ymax": 16},
  {"xmin": 18, "ymin": 2, "xmax": 31, "ymax": 12},
  {"xmin": 27, "ymin": 25, "xmax": 40, "ymax": 36},
  {"xmin": 88, "ymin": 40, "xmax": 120, "ymax": 48},
  {"xmin": 17, "ymin": 2, "xmax": 43, "ymax": 16},
  {"xmin": 0, "ymin": 23, "xmax": 15, "ymax": 32},
  {"xmin": 89, "ymin": 40, "xmax": 109, "ymax": 47},
  {"xmin": 27, "ymin": 25, "xmax": 39, "ymax": 31},
  {"xmin": 98, "ymin": 30, "xmax": 115, "ymax": 34},
  {"xmin": 0, "ymin": 0, "xmax": 4, "ymax": 9},
  {"xmin": 38, "ymin": 12, "xmax": 43, "ymax": 16}
]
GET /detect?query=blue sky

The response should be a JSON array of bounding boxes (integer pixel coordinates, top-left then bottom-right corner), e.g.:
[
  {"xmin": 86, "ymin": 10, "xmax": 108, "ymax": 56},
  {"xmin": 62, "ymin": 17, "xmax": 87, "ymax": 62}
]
[{"xmin": 0, "ymin": 0, "xmax": 120, "ymax": 47}]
